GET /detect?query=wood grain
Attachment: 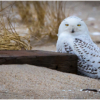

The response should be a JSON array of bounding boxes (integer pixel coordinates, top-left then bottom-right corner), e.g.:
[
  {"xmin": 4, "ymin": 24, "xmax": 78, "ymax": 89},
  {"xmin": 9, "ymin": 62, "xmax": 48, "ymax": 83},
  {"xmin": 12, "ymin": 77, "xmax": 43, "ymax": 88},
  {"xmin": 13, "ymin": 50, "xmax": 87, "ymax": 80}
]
[{"xmin": 0, "ymin": 50, "xmax": 78, "ymax": 74}]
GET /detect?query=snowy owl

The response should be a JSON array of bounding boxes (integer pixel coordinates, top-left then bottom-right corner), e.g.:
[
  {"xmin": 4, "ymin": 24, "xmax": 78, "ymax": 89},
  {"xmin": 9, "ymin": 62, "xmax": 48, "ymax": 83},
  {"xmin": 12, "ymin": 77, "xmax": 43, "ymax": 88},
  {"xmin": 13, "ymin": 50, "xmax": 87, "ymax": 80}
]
[{"xmin": 56, "ymin": 16, "xmax": 100, "ymax": 79}]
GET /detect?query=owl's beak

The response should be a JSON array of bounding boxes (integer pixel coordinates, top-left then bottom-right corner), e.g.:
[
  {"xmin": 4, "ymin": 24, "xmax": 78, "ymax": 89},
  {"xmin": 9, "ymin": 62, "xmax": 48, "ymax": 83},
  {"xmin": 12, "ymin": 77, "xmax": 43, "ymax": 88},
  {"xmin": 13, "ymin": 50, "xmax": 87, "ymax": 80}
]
[{"xmin": 71, "ymin": 29, "xmax": 75, "ymax": 33}]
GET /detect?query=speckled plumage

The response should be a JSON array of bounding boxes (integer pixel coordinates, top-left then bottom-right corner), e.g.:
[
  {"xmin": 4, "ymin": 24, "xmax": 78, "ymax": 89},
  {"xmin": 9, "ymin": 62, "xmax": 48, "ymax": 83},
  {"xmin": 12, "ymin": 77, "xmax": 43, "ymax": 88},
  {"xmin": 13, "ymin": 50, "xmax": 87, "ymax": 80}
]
[{"xmin": 56, "ymin": 16, "xmax": 100, "ymax": 79}]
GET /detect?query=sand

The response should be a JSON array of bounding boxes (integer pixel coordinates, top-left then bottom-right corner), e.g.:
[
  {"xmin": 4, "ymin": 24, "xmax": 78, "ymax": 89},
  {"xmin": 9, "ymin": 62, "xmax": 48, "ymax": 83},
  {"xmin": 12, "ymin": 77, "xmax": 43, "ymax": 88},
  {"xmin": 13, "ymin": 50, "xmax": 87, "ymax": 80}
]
[{"xmin": 0, "ymin": 64, "xmax": 100, "ymax": 99}]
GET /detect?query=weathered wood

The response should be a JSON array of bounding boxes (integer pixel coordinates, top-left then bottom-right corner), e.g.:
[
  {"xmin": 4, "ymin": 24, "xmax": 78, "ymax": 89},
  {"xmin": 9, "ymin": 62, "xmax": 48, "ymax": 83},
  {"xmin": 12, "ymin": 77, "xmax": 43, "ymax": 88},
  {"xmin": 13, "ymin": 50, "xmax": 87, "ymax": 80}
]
[{"xmin": 0, "ymin": 50, "xmax": 78, "ymax": 74}]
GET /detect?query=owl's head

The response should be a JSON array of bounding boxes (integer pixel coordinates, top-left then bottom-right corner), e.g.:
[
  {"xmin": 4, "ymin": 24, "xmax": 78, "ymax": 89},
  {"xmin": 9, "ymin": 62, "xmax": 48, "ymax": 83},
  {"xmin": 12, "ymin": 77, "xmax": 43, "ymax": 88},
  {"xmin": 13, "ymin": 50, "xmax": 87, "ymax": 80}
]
[{"xmin": 58, "ymin": 16, "xmax": 89, "ymax": 37}]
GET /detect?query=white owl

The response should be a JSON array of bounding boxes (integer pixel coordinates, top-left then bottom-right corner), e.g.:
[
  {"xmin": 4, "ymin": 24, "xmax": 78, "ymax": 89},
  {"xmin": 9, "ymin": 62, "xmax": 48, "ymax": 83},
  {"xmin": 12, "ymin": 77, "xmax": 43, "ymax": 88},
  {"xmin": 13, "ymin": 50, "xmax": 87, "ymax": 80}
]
[{"xmin": 56, "ymin": 16, "xmax": 100, "ymax": 79}]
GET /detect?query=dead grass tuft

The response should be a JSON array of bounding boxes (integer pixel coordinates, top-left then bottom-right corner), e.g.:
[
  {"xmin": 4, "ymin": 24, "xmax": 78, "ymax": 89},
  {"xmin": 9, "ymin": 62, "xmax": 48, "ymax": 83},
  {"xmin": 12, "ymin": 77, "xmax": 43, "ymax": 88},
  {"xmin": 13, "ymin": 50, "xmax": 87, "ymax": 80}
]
[
  {"xmin": 0, "ymin": 1, "xmax": 68, "ymax": 49},
  {"xmin": 15, "ymin": 1, "xmax": 67, "ymax": 45},
  {"xmin": 0, "ymin": 1, "xmax": 31, "ymax": 50}
]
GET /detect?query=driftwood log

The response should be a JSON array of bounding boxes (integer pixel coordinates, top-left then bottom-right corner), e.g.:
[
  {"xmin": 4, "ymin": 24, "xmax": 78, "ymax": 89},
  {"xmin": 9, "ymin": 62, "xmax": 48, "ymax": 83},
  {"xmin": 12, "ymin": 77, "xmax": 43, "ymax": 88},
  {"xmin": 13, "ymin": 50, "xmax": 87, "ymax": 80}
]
[{"xmin": 0, "ymin": 50, "xmax": 78, "ymax": 74}]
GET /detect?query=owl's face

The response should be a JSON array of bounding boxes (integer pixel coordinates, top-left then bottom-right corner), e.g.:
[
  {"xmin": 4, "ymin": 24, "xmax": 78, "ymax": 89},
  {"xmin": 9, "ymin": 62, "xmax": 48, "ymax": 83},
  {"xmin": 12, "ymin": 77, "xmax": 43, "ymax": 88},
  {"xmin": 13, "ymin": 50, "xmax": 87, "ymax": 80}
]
[{"xmin": 58, "ymin": 16, "xmax": 89, "ymax": 36}]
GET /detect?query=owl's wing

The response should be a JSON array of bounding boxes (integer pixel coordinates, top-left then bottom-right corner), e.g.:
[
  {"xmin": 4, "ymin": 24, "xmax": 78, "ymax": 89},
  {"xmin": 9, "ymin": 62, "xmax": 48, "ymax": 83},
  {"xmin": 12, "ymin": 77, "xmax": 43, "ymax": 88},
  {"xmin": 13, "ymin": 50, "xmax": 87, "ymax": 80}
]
[
  {"xmin": 73, "ymin": 38, "xmax": 100, "ymax": 60},
  {"xmin": 56, "ymin": 38, "xmax": 75, "ymax": 54},
  {"xmin": 73, "ymin": 37, "xmax": 100, "ymax": 76}
]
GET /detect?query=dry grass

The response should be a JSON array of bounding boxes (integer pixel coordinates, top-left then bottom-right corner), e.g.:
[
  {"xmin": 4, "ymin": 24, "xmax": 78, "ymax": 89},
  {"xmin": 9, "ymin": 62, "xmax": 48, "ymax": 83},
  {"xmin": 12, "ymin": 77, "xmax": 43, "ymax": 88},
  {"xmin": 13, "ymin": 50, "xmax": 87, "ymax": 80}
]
[
  {"xmin": 0, "ymin": 17, "xmax": 31, "ymax": 50},
  {"xmin": 15, "ymin": 1, "xmax": 67, "ymax": 45},
  {"xmin": 0, "ymin": 1, "xmax": 67, "ymax": 49},
  {"xmin": 0, "ymin": 1, "xmax": 31, "ymax": 50}
]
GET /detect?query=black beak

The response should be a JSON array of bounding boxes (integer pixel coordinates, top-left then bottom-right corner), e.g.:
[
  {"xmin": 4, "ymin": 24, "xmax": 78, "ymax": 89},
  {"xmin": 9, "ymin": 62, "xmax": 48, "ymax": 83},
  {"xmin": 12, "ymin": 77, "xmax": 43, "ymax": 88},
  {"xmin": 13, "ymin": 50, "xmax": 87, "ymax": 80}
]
[{"xmin": 71, "ymin": 29, "xmax": 75, "ymax": 33}]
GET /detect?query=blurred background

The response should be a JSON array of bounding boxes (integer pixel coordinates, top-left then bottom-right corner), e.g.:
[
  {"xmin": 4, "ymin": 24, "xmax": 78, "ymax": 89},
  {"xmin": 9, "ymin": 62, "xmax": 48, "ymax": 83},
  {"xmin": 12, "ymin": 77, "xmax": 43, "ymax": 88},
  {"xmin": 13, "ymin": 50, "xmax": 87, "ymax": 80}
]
[{"xmin": 0, "ymin": 1, "xmax": 100, "ymax": 51}]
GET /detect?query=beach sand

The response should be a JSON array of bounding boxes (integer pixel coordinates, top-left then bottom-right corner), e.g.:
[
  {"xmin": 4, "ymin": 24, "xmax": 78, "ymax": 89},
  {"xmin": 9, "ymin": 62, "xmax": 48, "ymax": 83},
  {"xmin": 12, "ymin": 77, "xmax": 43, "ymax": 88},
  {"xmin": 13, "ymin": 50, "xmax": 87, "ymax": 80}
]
[{"xmin": 0, "ymin": 64, "xmax": 100, "ymax": 99}]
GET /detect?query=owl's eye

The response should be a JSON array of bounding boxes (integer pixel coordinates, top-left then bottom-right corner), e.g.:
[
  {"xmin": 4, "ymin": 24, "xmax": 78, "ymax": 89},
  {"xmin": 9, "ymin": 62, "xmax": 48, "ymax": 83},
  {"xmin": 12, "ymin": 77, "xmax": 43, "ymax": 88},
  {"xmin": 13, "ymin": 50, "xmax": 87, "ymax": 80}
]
[
  {"xmin": 65, "ymin": 24, "xmax": 69, "ymax": 26},
  {"xmin": 77, "ymin": 24, "xmax": 81, "ymax": 26}
]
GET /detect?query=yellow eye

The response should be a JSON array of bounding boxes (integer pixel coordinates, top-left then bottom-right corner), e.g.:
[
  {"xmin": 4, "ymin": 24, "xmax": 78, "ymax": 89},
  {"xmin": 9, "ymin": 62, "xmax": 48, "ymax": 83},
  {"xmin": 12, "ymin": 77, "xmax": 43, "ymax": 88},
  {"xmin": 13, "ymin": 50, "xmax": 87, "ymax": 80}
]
[
  {"xmin": 77, "ymin": 24, "xmax": 81, "ymax": 26},
  {"xmin": 65, "ymin": 24, "xmax": 69, "ymax": 26}
]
